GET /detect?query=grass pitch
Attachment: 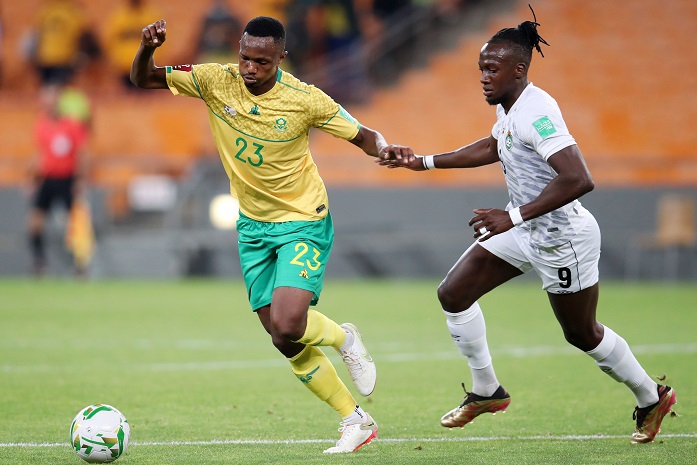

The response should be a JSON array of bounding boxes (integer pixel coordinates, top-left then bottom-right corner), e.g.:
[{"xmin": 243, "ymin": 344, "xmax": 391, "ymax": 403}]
[{"xmin": 1, "ymin": 279, "xmax": 695, "ymax": 464}]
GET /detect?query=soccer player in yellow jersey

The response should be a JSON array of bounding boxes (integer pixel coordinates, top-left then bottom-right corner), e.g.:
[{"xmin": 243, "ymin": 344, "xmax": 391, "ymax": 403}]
[{"xmin": 131, "ymin": 16, "xmax": 413, "ymax": 454}]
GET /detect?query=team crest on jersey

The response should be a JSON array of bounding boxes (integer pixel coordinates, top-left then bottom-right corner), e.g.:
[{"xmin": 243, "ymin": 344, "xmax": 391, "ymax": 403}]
[
  {"xmin": 274, "ymin": 117, "xmax": 288, "ymax": 132},
  {"xmin": 505, "ymin": 131, "xmax": 513, "ymax": 151},
  {"xmin": 172, "ymin": 64, "xmax": 193, "ymax": 72}
]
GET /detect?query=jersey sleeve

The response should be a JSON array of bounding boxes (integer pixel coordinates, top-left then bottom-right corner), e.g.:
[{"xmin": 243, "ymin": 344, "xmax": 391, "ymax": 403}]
[
  {"xmin": 310, "ymin": 87, "xmax": 360, "ymax": 140},
  {"xmin": 519, "ymin": 102, "xmax": 576, "ymax": 160},
  {"xmin": 166, "ymin": 63, "xmax": 225, "ymax": 99},
  {"xmin": 166, "ymin": 64, "xmax": 200, "ymax": 98}
]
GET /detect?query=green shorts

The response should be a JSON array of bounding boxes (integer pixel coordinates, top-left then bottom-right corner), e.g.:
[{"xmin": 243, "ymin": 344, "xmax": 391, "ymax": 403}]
[{"xmin": 237, "ymin": 212, "xmax": 334, "ymax": 311}]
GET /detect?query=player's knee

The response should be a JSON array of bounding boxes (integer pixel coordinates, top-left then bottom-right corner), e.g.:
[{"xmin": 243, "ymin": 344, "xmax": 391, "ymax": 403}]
[
  {"xmin": 272, "ymin": 320, "xmax": 305, "ymax": 343},
  {"xmin": 269, "ymin": 333, "xmax": 303, "ymax": 358},
  {"xmin": 270, "ymin": 333, "xmax": 284, "ymax": 350},
  {"xmin": 437, "ymin": 279, "xmax": 476, "ymax": 313},
  {"xmin": 562, "ymin": 327, "xmax": 599, "ymax": 352}
]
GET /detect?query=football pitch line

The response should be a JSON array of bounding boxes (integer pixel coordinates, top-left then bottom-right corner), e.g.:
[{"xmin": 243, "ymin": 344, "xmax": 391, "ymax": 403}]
[
  {"xmin": 3, "ymin": 434, "xmax": 697, "ymax": 448},
  {"xmin": 2, "ymin": 342, "xmax": 696, "ymax": 373}
]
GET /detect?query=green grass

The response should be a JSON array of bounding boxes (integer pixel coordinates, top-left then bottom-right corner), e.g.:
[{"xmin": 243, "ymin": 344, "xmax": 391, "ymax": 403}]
[{"xmin": 1, "ymin": 279, "xmax": 695, "ymax": 464}]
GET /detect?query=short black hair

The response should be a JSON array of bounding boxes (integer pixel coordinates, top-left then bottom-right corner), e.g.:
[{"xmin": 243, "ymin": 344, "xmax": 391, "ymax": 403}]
[
  {"xmin": 243, "ymin": 16, "xmax": 286, "ymax": 48},
  {"xmin": 488, "ymin": 4, "xmax": 549, "ymax": 63}
]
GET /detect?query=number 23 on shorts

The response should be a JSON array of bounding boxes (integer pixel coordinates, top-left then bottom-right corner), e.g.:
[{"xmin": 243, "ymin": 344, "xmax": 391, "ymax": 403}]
[{"xmin": 290, "ymin": 242, "xmax": 322, "ymax": 271}]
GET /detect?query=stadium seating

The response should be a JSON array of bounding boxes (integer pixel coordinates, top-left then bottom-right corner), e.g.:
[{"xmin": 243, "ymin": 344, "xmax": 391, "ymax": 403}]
[
  {"xmin": 1, "ymin": 0, "xmax": 695, "ymax": 217},
  {"xmin": 625, "ymin": 194, "xmax": 697, "ymax": 279},
  {"xmin": 314, "ymin": 0, "xmax": 697, "ymax": 187}
]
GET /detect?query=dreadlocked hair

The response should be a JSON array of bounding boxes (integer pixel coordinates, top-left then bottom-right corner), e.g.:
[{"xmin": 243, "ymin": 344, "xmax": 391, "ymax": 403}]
[{"xmin": 489, "ymin": 4, "xmax": 549, "ymax": 62}]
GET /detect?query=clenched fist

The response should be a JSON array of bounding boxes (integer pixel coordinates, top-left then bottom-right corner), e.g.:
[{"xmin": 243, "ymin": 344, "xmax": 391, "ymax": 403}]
[{"xmin": 141, "ymin": 19, "xmax": 167, "ymax": 48}]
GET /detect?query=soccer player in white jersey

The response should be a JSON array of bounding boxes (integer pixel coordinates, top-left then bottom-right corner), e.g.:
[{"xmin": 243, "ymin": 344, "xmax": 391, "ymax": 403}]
[
  {"xmin": 378, "ymin": 6, "xmax": 676, "ymax": 444},
  {"xmin": 130, "ymin": 16, "xmax": 413, "ymax": 453}
]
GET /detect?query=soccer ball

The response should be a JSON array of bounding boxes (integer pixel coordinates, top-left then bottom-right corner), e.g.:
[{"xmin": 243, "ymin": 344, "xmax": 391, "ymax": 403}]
[{"xmin": 70, "ymin": 404, "xmax": 130, "ymax": 463}]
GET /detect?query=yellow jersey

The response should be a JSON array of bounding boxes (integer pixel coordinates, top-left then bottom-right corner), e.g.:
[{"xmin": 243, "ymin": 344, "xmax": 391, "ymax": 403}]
[
  {"xmin": 35, "ymin": 0, "xmax": 85, "ymax": 66},
  {"xmin": 104, "ymin": 4, "xmax": 162, "ymax": 73},
  {"xmin": 166, "ymin": 63, "xmax": 360, "ymax": 222}
]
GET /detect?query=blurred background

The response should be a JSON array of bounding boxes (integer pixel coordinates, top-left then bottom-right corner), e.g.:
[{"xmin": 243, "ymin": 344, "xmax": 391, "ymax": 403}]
[{"xmin": 0, "ymin": 0, "xmax": 695, "ymax": 281}]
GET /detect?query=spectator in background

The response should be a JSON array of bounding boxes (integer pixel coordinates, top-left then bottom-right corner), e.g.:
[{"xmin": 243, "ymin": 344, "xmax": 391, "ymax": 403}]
[
  {"xmin": 284, "ymin": 0, "xmax": 327, "ymax": 76},
  {"xmin": 0, "ymin": 4, "xmax": 4, "ymax": 87},
  {"xmin": 104, "ymin": 0, "xmax": 161, "ymax": 90},
  {"xmin": 28, "ymin": 85, "xmax": 89, "ymax": 275},
  {"xmin": 323, "ymin": 0, "xmax": 365, "ymax": 100},
  {"xmin": 194, "ymin": 0, "xmax": 242, "ymax": 64},
  {"xmin": 371, "ymin": 0, "xmax": 411, "ymax": 19},
  {"xmin": 324, "ymin": 0, "xmax": 361, "ymax": 55},
  {"xmin": 30, "ymin": 0, "xmax": 89, "ymax": 85},
  {"xmin": 284, "ymin": 0, "xmax": 365, "ymax": 101},
  {"xmin": 362, "ymin": 0, "xmax": 415, "ymax": 85}
]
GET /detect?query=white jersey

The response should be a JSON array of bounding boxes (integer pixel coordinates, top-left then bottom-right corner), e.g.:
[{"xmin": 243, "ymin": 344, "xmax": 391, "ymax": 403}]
[{"xmin": 492, "ymin": 83, "xmax": 581, "ymax": 247}]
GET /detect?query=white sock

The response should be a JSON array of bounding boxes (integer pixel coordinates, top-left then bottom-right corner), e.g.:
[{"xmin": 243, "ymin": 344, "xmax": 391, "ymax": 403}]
[
  {"xmin": 586, "ymin": 325, "xmax": 658, "ymax": 407},
  {"xmin": 339, "ymin": 329, "xmax": 354, "ymax": 352},
  {"xmin": 342, "ymin": 405, "xmax": 367, "ymax": 425},
  {"xmin": 444, "ymin": 302, "xmax": 499, "ymax": 397}
]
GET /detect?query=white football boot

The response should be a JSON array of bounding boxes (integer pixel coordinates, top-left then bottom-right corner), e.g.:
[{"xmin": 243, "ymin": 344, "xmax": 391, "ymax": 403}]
[
  {"xmin": 323, "ymin": 412, "xmax": 378, "ymax": 454},
  {"xmin": 336, "ymin": 323, "xmax": 377, "ymax": 396}
]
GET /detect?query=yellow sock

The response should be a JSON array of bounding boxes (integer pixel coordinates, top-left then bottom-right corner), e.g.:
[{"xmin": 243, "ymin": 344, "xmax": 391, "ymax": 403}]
[
  {"xmin": 294, "ymin": 310, "xmax": 346, "ymax": 350},
  {"xmin": 289, "ymin": 345, "xmax": 356, "ymax": 417}
]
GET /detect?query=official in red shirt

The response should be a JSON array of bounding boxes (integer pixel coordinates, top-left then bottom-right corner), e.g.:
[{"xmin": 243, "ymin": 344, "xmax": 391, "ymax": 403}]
[{"xmin": 28, "ymin": 84, "xmax": 88, "ymax": 275}]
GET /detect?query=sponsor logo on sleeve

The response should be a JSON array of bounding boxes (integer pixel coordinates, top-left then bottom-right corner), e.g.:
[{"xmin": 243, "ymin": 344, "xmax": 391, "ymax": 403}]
[
  {"xmin": 532, "ymin": 116, "xmax": 557, "ymax": 139},
  {"xmin": 172, "ymin": 64, "xmax": 193, "ymax": 72},
  {"xmin": 339, "ymin": 106, "xmax": 357, "ymax": 124}
]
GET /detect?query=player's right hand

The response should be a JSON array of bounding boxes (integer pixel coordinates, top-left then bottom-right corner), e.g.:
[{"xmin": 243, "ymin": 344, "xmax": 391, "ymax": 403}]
[
  {"xmin": 141, "ymin": 20, "xmax": 167, "ymax": 48},
  {"xmin": 375, "ymin": 153, "xmax": 426, "ymax": 171}
]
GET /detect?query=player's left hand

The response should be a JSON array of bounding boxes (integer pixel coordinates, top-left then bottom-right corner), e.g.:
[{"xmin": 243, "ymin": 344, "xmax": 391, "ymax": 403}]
[{"xmin": 469, "ymin": 208, "xmax": 514, "ymax": 241}]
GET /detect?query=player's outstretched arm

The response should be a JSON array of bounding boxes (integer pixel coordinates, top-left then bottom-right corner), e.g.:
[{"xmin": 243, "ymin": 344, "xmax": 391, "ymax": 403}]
[
  {"xmin": 350, "ymin": 126, "xmax": 414, "ymax": 162},
  {"xmin": 377, "ymin": 135, "xmax": 500, "ymax": 171},
  {"xmin": 130, "ymin": 19, "xmax": 168, "ymax": 89}
]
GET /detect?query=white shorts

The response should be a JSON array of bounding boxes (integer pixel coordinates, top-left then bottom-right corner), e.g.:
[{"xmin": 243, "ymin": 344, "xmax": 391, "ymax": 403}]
[{"xmin": 478, "ymin": 207, "xmax": 601, "ymax": 294}]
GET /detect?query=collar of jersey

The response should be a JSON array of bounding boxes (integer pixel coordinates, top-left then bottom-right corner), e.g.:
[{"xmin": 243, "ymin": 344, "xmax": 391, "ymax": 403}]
[{"xmin": 505, "ymin": 82, "xmax": 535, "ymax": 115}]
